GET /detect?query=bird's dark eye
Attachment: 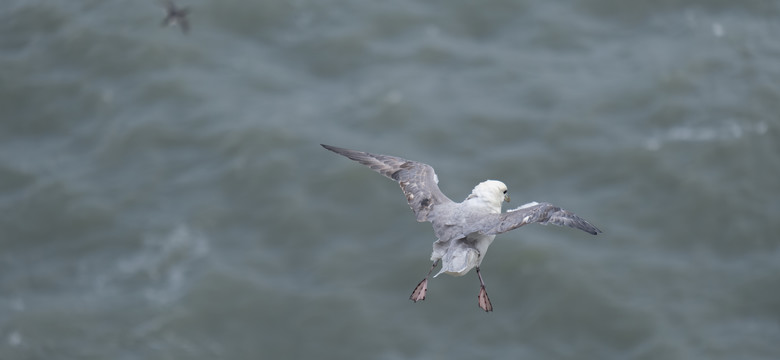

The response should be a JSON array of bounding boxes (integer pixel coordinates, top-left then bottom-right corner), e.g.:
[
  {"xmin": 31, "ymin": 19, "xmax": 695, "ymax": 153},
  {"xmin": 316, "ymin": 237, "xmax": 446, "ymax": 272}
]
[{"xmin": 503, "ymin": 190, "xmax": 507, "ymax": 194}]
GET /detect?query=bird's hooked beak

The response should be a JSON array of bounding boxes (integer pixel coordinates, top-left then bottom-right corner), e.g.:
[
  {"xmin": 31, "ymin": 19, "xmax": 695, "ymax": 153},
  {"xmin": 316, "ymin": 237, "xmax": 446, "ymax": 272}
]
[{"xmin": 504, "ymin": 193, "xmax": 510, "ymax": 203}]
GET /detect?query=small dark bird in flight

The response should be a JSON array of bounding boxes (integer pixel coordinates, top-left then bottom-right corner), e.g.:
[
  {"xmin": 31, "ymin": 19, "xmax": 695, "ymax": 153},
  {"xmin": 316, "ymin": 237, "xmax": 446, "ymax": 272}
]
[{"xmin": 161, "ymin": 0, "xmax": 190, "ymax": 34}]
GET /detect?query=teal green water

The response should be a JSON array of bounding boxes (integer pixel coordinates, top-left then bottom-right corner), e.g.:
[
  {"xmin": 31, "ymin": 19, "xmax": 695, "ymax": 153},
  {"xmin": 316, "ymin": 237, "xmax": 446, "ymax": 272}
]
[{"xmin": 1, "ymin": 1, "xmax": 779, "ymax": 359}]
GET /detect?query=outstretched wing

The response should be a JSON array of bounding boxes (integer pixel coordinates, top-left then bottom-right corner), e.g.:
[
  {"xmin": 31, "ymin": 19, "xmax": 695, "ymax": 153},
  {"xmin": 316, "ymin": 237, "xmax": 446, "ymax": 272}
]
[
  {"xmin": 471, "ymin": 201, "xmax": 601, "ymax": 236},
  {"xmin": 322, "ymin": 144, "xmax": 453, "ymax": 222}
]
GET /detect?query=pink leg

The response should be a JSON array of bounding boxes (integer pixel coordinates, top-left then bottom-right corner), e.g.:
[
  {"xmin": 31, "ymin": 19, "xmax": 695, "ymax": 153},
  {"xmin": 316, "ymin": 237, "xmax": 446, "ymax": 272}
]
[
  {"xmin": 476, "ymin": 266, "xmax": 493, "ymax": 312},
  {"xmin": 410, "ymin": 260, "xmax": 439, "ymax": 302}
]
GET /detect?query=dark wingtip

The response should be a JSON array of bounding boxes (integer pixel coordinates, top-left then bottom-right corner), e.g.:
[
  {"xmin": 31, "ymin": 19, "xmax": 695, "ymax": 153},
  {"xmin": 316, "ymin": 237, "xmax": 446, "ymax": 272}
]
[
  {"xmin": 321, "ymin": 144, "xmax": 357, "ymax": 158},
  {"xmin": 321, "ymin": 144, "xmax": 338, "ymax": 152},
  {"xmin": 587, "ymin": 225, "xmax": 602, "ymax": 235}
]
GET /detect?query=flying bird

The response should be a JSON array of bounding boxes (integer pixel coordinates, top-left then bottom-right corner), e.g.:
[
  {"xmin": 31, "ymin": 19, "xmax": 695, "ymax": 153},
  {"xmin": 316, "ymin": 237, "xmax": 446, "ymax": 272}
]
[
  {"xmin": 161, "ymin": 0, "xmax": 190, "ymax": 34},
  {"xmin": 322, "ymin": 144, "xmax": 601, "ymax": 312}
]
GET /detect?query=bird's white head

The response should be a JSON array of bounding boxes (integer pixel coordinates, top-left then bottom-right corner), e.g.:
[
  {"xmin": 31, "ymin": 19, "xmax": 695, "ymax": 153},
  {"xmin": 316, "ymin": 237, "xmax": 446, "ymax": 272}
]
[{"xmin": 466, "ymin": 180, "xmax": 510, "ymax": 212}]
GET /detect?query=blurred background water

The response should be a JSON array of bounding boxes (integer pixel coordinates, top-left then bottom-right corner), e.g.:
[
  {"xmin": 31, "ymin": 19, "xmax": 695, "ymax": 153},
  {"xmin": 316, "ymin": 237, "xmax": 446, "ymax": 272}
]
[{"xmin": 1, "ymin": 0, "xmax": 779, "ymax": 359}]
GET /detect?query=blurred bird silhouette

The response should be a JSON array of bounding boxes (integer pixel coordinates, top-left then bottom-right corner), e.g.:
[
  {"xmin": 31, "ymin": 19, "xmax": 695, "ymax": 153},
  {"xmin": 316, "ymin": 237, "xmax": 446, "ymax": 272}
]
[{"xmin": 161, "ymin": 0, "xmax": 190, "ymax": 34}]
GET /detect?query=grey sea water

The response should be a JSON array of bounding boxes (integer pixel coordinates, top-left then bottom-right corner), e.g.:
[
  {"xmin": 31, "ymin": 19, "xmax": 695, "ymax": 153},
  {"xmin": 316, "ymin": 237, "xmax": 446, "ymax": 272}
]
[{"xmin": 2, "ymin": 0, "xmax": 779, "ymax": 359}]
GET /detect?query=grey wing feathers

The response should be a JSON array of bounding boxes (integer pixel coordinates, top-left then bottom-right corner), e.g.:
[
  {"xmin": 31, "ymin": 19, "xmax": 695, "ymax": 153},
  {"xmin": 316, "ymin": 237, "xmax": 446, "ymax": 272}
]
[
  {"xmin": 322, "ymin": 144, "xmax": 453, "ymax": 222},
  {"xmin": 478, "ymin": 202, "xmax": 601, "ymax": 236}
]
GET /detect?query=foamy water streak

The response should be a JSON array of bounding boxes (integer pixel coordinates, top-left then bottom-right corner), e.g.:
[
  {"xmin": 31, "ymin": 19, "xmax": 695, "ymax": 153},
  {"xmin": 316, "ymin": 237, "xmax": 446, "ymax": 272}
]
[{"xmin": 646, "ymin": 121, "xmax": 769, "ymax": 150}]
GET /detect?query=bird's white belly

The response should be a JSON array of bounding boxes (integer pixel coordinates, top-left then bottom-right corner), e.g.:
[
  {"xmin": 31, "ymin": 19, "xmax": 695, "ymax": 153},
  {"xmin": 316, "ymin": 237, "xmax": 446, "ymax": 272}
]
[{"xmin": 432, "ymin": 233, "xmax": 496, "ymax": 277}]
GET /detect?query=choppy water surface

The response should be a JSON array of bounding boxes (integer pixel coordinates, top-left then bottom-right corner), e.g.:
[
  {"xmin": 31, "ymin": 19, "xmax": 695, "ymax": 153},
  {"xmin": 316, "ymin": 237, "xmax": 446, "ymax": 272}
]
[{"xmin": 1, "ymin": 0, "xmax": 779, "ymax": 359}]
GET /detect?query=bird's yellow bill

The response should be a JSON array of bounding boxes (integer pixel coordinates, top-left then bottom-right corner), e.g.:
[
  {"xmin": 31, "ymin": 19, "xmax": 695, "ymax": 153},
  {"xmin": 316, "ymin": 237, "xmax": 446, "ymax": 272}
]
[{"xmin": 504, "ymin": 194, "xmax": 510, "ymax": 203}]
